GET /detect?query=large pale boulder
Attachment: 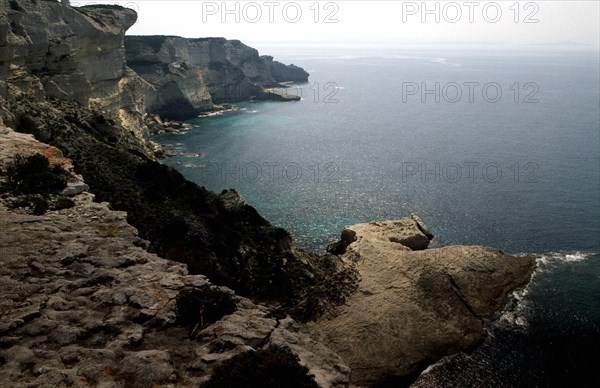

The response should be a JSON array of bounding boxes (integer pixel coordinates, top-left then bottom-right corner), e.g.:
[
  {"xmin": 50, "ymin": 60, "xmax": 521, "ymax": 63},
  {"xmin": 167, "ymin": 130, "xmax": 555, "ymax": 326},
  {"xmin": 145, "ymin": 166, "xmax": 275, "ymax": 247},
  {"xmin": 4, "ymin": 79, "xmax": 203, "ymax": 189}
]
[{"xmin": 307, "ymin": 217, "xmax": 536, "ymax": 386}]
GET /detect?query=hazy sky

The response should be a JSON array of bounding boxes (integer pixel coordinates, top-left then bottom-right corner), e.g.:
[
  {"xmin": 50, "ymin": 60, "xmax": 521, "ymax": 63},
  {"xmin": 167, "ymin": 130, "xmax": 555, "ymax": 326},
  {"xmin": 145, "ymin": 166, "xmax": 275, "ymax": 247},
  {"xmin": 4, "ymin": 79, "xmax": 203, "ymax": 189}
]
[{"xmin": 79, "ymin": 1, "xmax": 599, "ymax": 49}]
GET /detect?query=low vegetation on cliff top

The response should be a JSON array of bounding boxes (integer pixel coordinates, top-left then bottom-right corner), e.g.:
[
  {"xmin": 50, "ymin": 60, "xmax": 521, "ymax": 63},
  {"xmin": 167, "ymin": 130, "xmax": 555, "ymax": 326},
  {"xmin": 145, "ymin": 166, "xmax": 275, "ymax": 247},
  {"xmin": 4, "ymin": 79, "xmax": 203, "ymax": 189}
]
[
  {"xmin": 0, "ymin": 153, "xmax": 74, "ymax": 215},
  {"xmin": 175, "ymin": 286, "xmax": 237, "ymax": 336}
]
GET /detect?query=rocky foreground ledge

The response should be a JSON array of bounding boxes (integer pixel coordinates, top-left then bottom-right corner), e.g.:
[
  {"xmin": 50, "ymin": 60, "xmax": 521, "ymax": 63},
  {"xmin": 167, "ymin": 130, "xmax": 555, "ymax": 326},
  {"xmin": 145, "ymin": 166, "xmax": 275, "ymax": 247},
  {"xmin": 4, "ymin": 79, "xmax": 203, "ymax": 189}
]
[
  {"xmin": 307, "ymin": 217, "xmax": 536, "ymax": 386},
  {"xmin": 0, "ymin": 127, "xmax": 350, "ymax": 387}
]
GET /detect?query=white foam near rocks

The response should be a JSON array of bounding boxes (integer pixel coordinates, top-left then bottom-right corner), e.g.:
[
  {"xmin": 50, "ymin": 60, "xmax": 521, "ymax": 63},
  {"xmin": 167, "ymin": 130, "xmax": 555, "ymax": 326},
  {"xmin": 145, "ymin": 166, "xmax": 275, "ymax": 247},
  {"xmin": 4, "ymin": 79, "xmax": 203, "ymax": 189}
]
[
  {"xmin": 538, "ymin": 251, "xmax": 592, "ymax": 268},
  {"xmin": 497, "ymin": 250, "xmax": 594, "ymax": 330}
]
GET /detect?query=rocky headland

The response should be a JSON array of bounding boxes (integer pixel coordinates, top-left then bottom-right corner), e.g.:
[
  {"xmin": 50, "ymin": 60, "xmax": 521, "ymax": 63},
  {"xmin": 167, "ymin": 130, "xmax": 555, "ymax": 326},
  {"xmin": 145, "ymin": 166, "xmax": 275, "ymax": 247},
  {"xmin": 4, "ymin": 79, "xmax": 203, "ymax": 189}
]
[
  {"xmin": 308, "ymin": 217, "xmax": 536, "ymax": 386},
  {"xmin": 125, "ymin": 35, "xmax": 307, "ymax": 120},
  {"xmin": 0, "ymin": 1, "xmax": 536, "ymax": 386}
]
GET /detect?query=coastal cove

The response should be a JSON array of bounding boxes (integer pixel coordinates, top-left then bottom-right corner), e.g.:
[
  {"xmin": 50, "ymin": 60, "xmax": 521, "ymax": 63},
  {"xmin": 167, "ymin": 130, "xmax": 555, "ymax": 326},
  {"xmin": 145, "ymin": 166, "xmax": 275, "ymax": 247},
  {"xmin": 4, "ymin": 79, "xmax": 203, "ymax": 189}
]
[{"xmin": 0, "ymin": 1, "xmax": 598, "ymax": 387}]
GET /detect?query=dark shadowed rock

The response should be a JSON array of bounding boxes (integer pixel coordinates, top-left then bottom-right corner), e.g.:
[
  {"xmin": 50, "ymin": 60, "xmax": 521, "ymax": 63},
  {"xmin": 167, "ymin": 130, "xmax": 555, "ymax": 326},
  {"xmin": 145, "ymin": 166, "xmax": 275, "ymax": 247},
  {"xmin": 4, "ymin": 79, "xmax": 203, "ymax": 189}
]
[{"xmin": 326, "ymin": 228, "xmax": 357, "ymax": 255}]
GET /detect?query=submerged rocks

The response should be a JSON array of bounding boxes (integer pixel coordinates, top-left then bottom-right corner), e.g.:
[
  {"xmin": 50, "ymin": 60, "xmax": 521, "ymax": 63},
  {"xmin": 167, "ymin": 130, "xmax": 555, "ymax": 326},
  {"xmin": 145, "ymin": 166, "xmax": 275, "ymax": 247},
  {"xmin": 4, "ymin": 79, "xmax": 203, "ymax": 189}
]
[{"xmin": 308, "ymin": 216, "xmax": 536, "ymax": 386}]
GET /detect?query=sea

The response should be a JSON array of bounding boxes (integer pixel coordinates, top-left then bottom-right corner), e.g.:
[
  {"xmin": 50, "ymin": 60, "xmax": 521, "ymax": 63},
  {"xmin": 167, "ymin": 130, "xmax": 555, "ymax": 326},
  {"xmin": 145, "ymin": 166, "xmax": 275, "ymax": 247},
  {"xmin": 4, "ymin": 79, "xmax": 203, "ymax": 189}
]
[{"xmin": 153, "ymin": 45, "xmax": 600, "ymax": 387}]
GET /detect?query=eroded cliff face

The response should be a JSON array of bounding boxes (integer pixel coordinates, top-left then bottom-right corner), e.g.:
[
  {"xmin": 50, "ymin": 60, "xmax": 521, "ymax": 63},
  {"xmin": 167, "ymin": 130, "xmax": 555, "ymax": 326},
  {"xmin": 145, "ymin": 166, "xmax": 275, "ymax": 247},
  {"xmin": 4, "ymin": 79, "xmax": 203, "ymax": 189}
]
[
  {"xmin": 0, "ymin": 1, "xmax": 308, "ymax": 124},
  {"xmin": 0, "ymin": 2, "xmax": 354, "ymax": 386},
  {"xmin": 0, "ymin": 0, "xmax": 155, "ymax": 151},
  {"xmin": 1, "ymin": 1, "xmax": 139, "ymax": 110},
  {"xmin": 125, "ymin": 35, "xmax": 309, "ymax": 119}
]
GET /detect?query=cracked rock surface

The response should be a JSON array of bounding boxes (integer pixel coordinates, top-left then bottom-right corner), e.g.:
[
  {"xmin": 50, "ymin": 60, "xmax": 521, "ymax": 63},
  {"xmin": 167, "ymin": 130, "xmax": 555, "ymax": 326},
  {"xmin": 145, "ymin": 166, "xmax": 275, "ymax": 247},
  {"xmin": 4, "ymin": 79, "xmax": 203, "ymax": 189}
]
[
  {"xmin": 0, "ymin": 126, "xmax": 350, "ymax": 387},
  {"xmin": 307, "ymin": 219, "xmax": 536, "ymax": 386}
]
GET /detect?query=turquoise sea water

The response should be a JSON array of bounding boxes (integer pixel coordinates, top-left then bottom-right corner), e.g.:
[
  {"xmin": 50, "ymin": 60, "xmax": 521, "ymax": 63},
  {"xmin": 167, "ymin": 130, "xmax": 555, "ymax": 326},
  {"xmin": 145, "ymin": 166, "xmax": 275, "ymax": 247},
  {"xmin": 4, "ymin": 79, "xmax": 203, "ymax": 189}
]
[{"xmin": 155, "ymin": 47, "xmax": 600, "ymax": 386}]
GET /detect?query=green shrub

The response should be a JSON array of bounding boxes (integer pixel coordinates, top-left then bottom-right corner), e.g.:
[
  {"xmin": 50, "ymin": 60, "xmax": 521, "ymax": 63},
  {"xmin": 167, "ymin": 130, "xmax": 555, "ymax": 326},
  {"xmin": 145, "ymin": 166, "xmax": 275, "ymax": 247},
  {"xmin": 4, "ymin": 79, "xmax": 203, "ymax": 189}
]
[
  {"xmin": 50, "ymin": 195, "xmax": 75, "ymax": 210},
  {"xmin": 5, "ymin": 193, "xmax": 75, "ymax": 215},
  {"xmin": 1, "ymin": 154, "xmax": 74, "ymax": 215},
  {"xmin": 202, "ymin": 346, "xmax": 319, "ymax": 388},
  {"xmin": 7, "ymin": 194, "xmax": 49, "ymax": 215},
  {"xmin": 175, "ymin": 286, "xmax": 236, "ymax": 334},
  {"xmin": 2, "ymin": 153, "xmax": 67, "ymax": 195}
]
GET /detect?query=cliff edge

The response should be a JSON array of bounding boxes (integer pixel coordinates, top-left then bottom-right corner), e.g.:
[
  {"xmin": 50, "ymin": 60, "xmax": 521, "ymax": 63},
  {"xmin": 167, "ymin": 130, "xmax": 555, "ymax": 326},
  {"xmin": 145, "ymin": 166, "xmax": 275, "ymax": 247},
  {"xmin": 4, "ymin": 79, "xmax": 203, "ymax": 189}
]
[
  {"xmin": 0, "ymin": 126, "xmax": 350, "ymax": 387},
  {"xmin": 0, "ymin": 2, "xmax": 137, "ymax": 109},
  {"xmin": 0, "ymin": 0, "xmax": 155, "ymax": 152},
  {"xmin": 0, "ymin": 0, "xmax": 352, "ymax": 324}
]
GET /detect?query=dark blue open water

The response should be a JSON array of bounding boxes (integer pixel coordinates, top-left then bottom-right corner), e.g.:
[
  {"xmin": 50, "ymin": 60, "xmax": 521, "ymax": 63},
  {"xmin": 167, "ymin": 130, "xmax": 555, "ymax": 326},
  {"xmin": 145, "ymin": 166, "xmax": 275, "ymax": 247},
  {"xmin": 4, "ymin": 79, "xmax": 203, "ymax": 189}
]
[{"xmin": 155, "ymin": 47, "xmax": 600, "ymax": 387}]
